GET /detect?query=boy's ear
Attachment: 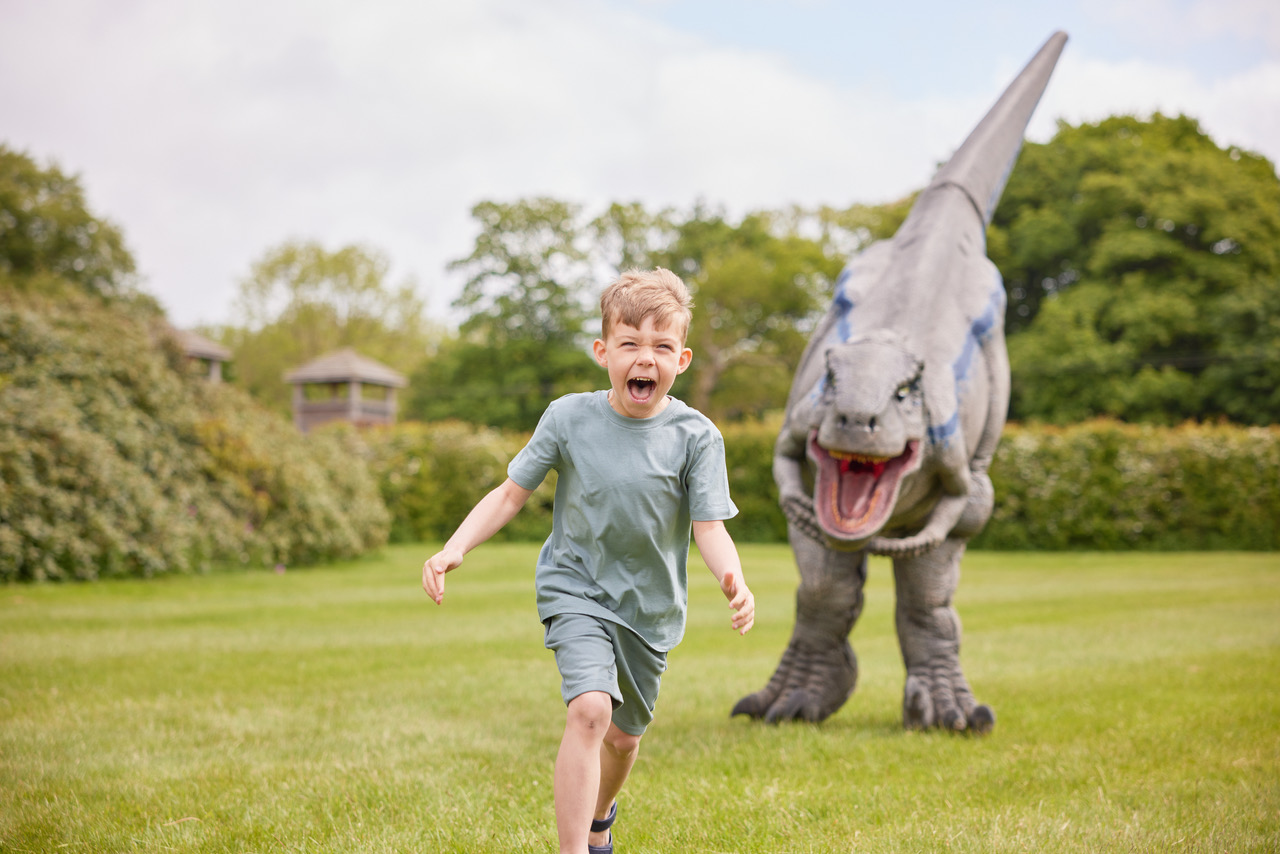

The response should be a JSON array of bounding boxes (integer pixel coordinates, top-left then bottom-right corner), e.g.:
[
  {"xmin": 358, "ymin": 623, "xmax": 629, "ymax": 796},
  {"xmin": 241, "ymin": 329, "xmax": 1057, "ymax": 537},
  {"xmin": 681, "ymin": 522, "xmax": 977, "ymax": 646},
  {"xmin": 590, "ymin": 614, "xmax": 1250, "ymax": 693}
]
[
  {"xmin": 677, "ymin": 347, "xmax": 693, "ymax": 374},
  {"xmin": 592, "ymin": 338, "xmax": 608, "ymax": 368}
]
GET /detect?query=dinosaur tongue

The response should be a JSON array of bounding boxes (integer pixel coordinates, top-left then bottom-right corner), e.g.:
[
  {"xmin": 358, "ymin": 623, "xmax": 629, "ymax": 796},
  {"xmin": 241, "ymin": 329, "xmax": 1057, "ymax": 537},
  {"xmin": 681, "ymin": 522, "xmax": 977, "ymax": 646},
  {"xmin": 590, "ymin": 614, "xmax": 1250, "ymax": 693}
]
[
  {"xmin": 836, "ymin": 457, "xmax": 885, "ymax": 519},
  {"xmin": 810, "ymin": 433, "xmax": 920, "ymax": 542}
]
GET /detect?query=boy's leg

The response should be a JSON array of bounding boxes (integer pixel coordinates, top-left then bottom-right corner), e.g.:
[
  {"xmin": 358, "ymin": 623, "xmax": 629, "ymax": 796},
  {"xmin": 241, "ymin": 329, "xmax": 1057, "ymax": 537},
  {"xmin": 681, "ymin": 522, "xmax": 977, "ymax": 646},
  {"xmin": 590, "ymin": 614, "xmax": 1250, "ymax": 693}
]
[
  {"xmin": 590, "ymin": 723, "xmax": 641, "ymax": 848},
  {"xmin": 545, "ymin": 614, "xmax": 666, "ymax": 851},
  {"xmin": 556, "ymin": 690, "xmax": 613, "ymax": 854}
]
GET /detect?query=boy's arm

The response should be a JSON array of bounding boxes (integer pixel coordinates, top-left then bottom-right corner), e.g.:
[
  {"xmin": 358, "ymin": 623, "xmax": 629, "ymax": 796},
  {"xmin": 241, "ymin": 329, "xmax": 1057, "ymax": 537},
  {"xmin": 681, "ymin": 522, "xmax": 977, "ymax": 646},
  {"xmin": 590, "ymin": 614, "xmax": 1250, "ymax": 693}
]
[
  {"xmin": 421, "ymin": 477, "xmax": 534, "ymax": 605},
  {"xmin": 692, "ymin": 519, "xmax": 755, "ymax": 635}
]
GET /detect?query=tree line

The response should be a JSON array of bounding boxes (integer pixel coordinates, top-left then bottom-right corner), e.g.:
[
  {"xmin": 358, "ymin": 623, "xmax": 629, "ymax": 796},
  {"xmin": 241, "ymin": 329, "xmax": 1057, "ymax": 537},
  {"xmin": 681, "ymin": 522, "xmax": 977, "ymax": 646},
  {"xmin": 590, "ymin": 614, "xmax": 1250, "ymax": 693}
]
[
  {"xmin": 4, "ymin": 119, "xmax": 1278, "ymax": 577},
  {"xmin": 6, "ymin": 111, "xmax": 1279, "ymax": 430},
  {"xmin": 212, "ymin": 114, "xmax": 1280, "ymax": 429}
]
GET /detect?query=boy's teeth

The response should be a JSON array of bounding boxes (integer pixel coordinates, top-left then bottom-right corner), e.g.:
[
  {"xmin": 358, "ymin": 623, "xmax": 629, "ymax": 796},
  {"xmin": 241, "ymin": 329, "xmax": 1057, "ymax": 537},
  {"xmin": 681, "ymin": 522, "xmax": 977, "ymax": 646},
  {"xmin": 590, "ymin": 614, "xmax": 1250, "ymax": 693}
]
[{"xmin": 628, "ymin": 377, "xmax": 656, "ymax": 399}]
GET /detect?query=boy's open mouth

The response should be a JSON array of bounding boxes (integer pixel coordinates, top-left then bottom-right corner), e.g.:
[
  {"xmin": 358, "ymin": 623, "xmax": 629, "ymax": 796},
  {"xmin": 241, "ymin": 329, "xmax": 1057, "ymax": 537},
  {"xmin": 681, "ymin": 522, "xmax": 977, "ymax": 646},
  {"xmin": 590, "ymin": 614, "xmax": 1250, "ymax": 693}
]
[{"xmin": 627, "ymin": 377, "xmax": 657, "ymax": 402}]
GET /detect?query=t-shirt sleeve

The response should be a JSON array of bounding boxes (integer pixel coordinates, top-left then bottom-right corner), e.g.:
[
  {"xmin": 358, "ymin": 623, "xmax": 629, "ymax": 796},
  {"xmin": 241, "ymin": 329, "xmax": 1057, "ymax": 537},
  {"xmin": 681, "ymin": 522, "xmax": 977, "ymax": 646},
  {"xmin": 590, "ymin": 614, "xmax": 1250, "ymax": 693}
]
[
  {"xmin": 685, "ymin": 429, "xmax": 738, "ymax": 522},
  {"xmin": 507, "ymin": 403, "xmax": 562, "ymax": 491}
]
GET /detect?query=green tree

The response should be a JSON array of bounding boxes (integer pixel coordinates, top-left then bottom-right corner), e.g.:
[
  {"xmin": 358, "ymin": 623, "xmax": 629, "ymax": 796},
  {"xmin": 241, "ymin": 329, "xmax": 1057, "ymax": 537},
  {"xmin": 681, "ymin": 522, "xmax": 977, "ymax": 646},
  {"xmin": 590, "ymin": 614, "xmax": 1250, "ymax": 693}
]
[
  {"xmin": 220, "ymin": 241, "xmax": 435, "ymax": 416},
  {"xmin": 407, "ymin": 199, "xmax": 602, "ymax": 431},
  {"xmin": 651, "ymin": 208, "xmax": 842, "ymax": 418},
  {"xmin": 0, "ymin": 144, "xmax": 141, "ymax": 302},
  {"xmin": 988, "ymin": 114, "xmax": 1280, "ymax": 424},
  {"xmin": 409, "ymin": 198, "xmax": 879, "ymax": 428},
  {"xmin": 589, "ymin": 201, "xmax": 678, "ymax": 272},
  {"xmin": 451, "ymin": 197, "xmax": 595, "ymax": 345},
  {"xmin": 220, "ymin": 240, "xmax": 435, "ymax": 417},
  {"xmin": 807, "ymin": 195, "xmax": 916, "ymax": 258}
]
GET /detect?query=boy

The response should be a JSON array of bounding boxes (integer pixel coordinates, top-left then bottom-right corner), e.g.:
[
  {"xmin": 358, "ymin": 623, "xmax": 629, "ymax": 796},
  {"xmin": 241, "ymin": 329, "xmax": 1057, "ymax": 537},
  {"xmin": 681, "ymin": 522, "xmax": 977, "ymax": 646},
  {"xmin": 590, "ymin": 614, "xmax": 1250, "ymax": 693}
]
[{"xmin": 422, "ymin": 268, "xmax": 755, "ymax": 854}]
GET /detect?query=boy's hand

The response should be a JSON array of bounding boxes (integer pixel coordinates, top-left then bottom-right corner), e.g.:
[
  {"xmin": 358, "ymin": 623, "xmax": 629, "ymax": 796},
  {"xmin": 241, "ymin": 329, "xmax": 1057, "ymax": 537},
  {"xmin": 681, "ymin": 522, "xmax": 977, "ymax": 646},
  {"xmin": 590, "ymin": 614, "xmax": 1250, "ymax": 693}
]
[
  {"xmin": 720, "ymin": 570, "xmax": 755, "ymax": 636},
  {"xmin": 422, "ymin": 548, "xmax": 463, "ymax": 605}
]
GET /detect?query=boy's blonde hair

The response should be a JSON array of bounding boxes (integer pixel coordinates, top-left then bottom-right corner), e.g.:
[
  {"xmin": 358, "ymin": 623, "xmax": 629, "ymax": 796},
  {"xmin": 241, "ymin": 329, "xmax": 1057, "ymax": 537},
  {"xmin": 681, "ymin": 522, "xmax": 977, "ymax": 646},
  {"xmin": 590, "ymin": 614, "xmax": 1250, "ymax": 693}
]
[{"xmin": 600, "ymin": 268, "xmax": 694, "ymax": 343}]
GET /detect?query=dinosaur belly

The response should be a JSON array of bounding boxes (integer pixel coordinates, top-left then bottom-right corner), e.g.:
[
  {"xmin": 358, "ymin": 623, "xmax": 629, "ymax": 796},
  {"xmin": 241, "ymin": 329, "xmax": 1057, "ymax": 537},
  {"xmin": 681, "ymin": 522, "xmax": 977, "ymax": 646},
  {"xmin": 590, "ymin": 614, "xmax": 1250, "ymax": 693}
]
[{"xmin": 809, "ymin": 432, "xmax": 921, "ymax": 542}]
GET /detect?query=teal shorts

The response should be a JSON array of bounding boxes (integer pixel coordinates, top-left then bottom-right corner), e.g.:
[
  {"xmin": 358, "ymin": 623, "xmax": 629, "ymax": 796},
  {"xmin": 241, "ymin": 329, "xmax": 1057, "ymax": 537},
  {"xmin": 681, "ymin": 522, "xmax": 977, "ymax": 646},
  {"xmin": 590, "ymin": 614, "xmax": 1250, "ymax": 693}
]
[{"xmin": 543, "ymin": 613, "xmax": 668, "ymax": 736}]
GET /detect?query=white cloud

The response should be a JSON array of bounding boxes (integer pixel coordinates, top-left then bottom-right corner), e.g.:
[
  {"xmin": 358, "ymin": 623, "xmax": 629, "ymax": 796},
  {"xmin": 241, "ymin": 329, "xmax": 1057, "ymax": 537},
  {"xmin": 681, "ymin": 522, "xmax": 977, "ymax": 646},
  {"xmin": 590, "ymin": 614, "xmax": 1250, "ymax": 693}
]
[
  {"xmin": 1084, "ymin": 0, "xmax": 1280, "ymax": 52},
  {"xmin": 2, "ymin": 0, "xmax": 1276, "ymax": 331},
  {"xmin": 1033, "ymin": 51, "xmax": 1280, "ymax": 159}
]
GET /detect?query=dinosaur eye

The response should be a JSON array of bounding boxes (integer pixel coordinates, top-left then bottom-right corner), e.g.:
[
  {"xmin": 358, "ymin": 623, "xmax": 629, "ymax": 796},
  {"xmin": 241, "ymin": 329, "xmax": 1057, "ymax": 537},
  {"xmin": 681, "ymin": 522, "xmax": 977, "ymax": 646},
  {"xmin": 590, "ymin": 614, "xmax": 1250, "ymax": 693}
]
[{"xmin": 895, "ymin": 384, "xmax": 911, "ymax": 401}]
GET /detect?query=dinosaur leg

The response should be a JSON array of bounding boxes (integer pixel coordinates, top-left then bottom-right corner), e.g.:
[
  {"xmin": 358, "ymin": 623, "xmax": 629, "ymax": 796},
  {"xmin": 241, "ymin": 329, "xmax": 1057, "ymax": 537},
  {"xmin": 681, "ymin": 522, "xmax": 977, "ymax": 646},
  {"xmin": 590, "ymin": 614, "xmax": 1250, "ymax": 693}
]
[
  {"xmin": 893, "ymin": 538, "xmax": 994, "ymax": 733},
  {"xmin": 732, "ymin": 528, "xmax": 866, "ymax": 723}
]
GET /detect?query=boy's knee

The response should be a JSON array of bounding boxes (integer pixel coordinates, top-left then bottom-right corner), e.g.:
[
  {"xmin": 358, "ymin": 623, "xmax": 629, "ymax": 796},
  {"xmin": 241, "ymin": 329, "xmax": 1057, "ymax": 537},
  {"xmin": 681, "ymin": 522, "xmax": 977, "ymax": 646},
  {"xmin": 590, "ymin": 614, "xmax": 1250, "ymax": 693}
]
[
  {"xmin": 604, "ymin": 726, "xmax": 642, "ymax": 758},
  {"xmin": 566, "ymin": 691, "xmax": 614, "ymax": 733}
]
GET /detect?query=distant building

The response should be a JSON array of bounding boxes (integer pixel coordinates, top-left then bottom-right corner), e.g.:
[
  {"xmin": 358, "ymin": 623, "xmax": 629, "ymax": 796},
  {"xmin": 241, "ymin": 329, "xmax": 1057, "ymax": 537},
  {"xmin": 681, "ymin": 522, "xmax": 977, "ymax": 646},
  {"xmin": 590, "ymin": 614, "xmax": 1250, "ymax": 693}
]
[
  {"xmin": 173, "ymin": 328, "xmax": 232, "ymax": 383},
  {"xmin": 283, "ymin": 348, "xmax": 407, "ymax": 433}
]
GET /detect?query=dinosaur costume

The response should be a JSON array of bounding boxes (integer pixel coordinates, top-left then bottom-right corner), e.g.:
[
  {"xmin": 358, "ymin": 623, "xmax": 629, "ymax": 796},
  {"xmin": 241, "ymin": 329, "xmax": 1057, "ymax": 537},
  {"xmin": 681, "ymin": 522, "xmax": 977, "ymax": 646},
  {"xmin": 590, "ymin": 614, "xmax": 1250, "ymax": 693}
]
[{"xmin": 733, "ymin": 32, "xmax": 1068, "ymax": 731}]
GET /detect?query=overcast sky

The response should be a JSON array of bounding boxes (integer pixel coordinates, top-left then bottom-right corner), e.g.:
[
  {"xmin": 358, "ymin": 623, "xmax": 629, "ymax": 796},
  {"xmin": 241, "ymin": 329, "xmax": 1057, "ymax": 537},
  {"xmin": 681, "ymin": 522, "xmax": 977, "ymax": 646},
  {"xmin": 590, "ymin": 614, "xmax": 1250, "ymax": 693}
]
[{"xmin": 3, "ymin": 0, "xmax": 1277, "ymax": 330}]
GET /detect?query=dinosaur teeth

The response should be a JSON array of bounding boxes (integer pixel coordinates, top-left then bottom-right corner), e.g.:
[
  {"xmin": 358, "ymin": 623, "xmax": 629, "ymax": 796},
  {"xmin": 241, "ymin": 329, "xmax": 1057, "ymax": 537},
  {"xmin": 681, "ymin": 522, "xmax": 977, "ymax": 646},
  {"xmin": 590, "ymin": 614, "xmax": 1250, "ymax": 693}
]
[{"xmin": 828, "ymin": 450, "xmax": 890, "ymax": 464}]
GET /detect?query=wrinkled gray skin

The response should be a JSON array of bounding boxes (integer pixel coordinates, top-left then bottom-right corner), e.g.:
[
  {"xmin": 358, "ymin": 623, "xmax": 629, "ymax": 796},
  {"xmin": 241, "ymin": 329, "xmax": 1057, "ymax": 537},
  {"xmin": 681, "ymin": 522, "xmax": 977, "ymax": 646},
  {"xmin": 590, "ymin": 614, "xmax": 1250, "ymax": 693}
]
[{"xmin": 733, "ymin": 32, "xmax": 1067, "ymax": 732}]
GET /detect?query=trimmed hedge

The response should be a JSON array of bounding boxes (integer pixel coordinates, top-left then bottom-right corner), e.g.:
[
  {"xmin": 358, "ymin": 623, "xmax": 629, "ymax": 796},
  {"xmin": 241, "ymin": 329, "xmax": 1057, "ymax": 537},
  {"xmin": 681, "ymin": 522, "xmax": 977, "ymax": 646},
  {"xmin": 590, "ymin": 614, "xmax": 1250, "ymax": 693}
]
[
  {"xmin": 352, "ymin": 417, "xmax": 785, "ymax": 547},
  {"xmin": 720, "ymin": 417, "xmax": 787, "ymax": 543},
  {"xmin": 362, "ymin": 416, "xmax": 1279, "ymax": 551},
  {"xmin": 976, "ymin": 420, "xmax": 1280, "ymax": 551},
  {"xmin": 339, "ymin": 420, "xmax": 555, "ymax": 544},
  {"xmin": 0, "ymin": 288, "xmax": 389, "ymax": 581}
]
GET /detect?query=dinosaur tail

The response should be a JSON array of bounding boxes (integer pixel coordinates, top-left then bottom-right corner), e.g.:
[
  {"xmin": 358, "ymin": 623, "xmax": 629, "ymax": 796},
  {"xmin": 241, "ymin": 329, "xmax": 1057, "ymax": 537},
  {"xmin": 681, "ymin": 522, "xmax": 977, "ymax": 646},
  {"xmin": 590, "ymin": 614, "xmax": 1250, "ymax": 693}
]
[{"xmin": 928, "ymin": 30, "xmax": 1068, "ymax": 226}]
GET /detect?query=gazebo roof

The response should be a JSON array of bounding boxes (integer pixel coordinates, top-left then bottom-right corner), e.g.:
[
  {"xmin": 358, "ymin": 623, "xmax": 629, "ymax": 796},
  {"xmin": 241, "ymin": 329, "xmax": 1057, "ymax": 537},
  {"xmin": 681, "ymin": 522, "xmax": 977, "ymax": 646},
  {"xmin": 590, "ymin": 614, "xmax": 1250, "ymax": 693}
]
[
  {"xmin": 283, "ymin": 348, "xmax": 407, "ymax": 388},
  {"xmin": 174, "ymin": 328, "xmax": 231, "ymax": 362}
]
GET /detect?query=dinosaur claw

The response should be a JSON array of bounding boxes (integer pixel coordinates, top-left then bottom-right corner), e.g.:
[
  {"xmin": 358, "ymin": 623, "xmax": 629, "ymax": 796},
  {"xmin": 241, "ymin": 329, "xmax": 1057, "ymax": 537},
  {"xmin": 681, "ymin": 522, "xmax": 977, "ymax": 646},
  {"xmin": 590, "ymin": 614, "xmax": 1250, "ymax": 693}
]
[
  {"xmin": 730, "ymin": 693, "xmax": 769, "ymax": 719},
  {"xmin": 900, "ymin": 669, "xmax": 994, "ymax": 734},
  {"xmin": 765, "ymin": 689, "xmax": 814, "ymax": 724},
  {"xmin": 733, "ymin": 637, "xmax": 857, "ymax": 724},
  {"xmin": 968, "ymin": 705, "xmax": 996, "ymax": 735},
  {"xmin": 941, "ymin": 708, "xmax": 966, "ymax": 731}
]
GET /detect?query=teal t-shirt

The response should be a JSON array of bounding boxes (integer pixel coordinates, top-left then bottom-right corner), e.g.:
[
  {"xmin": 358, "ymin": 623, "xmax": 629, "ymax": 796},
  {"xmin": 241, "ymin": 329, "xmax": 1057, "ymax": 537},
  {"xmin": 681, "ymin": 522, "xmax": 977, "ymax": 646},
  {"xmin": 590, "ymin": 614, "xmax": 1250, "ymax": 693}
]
[{"xmin": 507, "ymin": 391, "xmax": 738, "ymax": 652}]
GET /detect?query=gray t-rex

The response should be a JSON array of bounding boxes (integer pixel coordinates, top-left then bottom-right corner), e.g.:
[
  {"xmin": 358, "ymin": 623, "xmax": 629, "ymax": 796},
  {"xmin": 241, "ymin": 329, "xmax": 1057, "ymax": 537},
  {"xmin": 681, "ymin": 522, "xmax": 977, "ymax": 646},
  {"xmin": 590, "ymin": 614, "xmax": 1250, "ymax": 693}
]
[{"xmin": 732, "ymin": 32, "xmax": 1068, "ymax": 732}]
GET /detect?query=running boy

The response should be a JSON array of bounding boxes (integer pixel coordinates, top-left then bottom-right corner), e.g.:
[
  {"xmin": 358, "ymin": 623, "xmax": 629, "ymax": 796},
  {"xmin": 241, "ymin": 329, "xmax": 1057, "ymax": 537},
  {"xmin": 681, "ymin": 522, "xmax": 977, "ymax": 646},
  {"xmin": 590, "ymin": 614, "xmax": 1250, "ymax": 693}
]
[{"xmin": 422, "ymin": 268, "xmax": 755, "ymax": 854}]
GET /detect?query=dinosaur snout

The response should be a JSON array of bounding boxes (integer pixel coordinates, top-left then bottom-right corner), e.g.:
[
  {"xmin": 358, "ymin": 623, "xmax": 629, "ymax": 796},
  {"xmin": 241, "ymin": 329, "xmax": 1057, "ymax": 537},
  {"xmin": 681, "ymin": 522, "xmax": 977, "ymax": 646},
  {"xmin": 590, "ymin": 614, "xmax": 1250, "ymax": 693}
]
[{"xmin": 817, "ymin": 408, "xmax": 901, "ymax": 460}]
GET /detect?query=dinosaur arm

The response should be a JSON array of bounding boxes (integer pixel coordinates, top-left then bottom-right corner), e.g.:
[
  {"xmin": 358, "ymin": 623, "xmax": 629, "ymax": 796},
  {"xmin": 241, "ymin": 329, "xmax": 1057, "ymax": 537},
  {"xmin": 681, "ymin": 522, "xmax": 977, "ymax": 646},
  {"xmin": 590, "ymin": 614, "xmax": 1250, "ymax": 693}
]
[
  {"xmin": 867, "ymin": 494, "xmax": 968, "ymax": 558},
  {"xmin": 774, "ymin": 427, "xmax": 824, "ymax": 541}
]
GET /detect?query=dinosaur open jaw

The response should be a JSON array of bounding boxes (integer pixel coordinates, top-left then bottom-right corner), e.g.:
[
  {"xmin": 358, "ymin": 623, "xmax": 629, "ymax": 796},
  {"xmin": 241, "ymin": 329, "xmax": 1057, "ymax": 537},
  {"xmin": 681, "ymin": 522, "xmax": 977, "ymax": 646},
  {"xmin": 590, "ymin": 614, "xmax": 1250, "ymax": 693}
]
[{"xmin": 810, "ymin": 432, "xmax": 921, "ymax": 542}]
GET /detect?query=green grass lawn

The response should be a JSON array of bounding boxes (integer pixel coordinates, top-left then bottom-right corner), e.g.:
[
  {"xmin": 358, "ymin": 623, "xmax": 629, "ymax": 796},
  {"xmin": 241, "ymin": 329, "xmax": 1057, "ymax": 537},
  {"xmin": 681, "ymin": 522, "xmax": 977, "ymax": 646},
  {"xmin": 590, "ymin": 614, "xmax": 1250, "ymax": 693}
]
[{"xmin": 2, "ymin": 545, "xmax": 1278, "ymax": 853}]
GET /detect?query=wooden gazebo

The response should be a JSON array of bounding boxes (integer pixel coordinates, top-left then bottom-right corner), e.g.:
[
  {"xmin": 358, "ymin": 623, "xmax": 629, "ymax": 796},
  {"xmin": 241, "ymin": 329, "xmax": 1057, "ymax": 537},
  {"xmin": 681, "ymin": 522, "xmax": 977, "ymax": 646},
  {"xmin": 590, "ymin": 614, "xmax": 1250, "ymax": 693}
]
[
  {"xmin": 283, "ymin": 348, "xmax": 407, "ymax": 433},
  {"xmin": 174, "ymin": 328, "xmax": 232, "ymax": 383}
]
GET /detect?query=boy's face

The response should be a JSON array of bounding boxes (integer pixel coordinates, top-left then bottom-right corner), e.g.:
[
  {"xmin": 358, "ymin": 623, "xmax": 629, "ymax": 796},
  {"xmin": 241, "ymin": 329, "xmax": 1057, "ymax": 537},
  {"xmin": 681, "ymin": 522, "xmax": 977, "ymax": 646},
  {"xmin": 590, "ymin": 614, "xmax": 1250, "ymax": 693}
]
[{"xmin": 593, "ymin": 314, "xmax": 692, "ymax": 419}]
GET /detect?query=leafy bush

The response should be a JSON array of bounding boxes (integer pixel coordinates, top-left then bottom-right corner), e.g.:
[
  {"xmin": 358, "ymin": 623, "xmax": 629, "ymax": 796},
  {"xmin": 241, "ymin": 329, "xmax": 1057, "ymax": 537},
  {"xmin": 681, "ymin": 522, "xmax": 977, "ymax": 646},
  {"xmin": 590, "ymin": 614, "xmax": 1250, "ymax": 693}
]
[
  {"xmin": 976, "ymin": 420, "xmax": 1280, "ymax": 550},
  {"xmin": 358, "ymin": 415, "xmax": 1278, "ymax": 551},
  {"xmin": 345, "ymin": 420, "xmax": 555, "ymax": 543},
  {"xmin": 0, "ymin": 288, "xmax": 389, "ymax": 581},
  {"xmin": 720, "ymin": 417, "xmax": 788, "ymax": 542},
  {"xmin": 353, "ymin": 417, "xmax": 786, "ymax": 546}
]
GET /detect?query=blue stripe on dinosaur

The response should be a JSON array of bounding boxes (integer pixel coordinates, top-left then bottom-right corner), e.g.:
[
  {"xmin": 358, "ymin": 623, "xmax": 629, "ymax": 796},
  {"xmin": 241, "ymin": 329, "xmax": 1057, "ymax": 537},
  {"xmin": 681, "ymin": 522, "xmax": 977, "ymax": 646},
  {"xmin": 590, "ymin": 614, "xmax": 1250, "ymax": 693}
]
[
  {"xmin": 807, "ymin": 267, "xmax": 857, "ymax": 403},
  {"xmin": 832, "ymin": 267, "xmax": 854, "ymax": 342},
  {"xmin": 928, "ymin": 274, "xmax": 1006, "ymax": 446},
  {"xmin": 927, "ymin": 414, "xmax": 960, "ymax": 445},
  {"xmin": 808, "ymin": 266, "xmax": 1004, "ymax": 433}
]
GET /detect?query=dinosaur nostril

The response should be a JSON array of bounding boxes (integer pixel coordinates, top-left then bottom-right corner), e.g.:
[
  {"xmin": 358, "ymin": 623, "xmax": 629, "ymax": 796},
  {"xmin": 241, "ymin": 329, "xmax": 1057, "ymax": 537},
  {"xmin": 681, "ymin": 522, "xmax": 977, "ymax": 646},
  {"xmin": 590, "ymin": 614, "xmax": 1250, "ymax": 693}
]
[{"xmin": 868, "ymin": 416, "xmax": 878, "ymax": 432}]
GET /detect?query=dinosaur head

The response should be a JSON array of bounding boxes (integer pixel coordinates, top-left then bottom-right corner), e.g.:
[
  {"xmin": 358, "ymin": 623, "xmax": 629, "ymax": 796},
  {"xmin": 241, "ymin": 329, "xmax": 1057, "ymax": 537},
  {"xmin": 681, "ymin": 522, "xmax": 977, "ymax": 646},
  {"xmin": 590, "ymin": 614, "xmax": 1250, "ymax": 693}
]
[{"xmin": 806, "ymin": 333, "xmax": 925, "ymax": 544}]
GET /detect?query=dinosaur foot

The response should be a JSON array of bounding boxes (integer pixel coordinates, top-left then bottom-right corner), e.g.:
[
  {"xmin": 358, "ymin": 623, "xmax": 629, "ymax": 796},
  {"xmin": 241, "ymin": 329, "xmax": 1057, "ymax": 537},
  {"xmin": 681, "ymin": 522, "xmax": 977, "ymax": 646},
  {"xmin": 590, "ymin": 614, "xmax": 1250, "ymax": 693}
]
[
  {"xmin": 902, "ymin": 671, "xmax": 995, "ymax": 734},
  {"xmin": 732, "ymin": 638, "xmax": 856, "ymax": 724}
]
